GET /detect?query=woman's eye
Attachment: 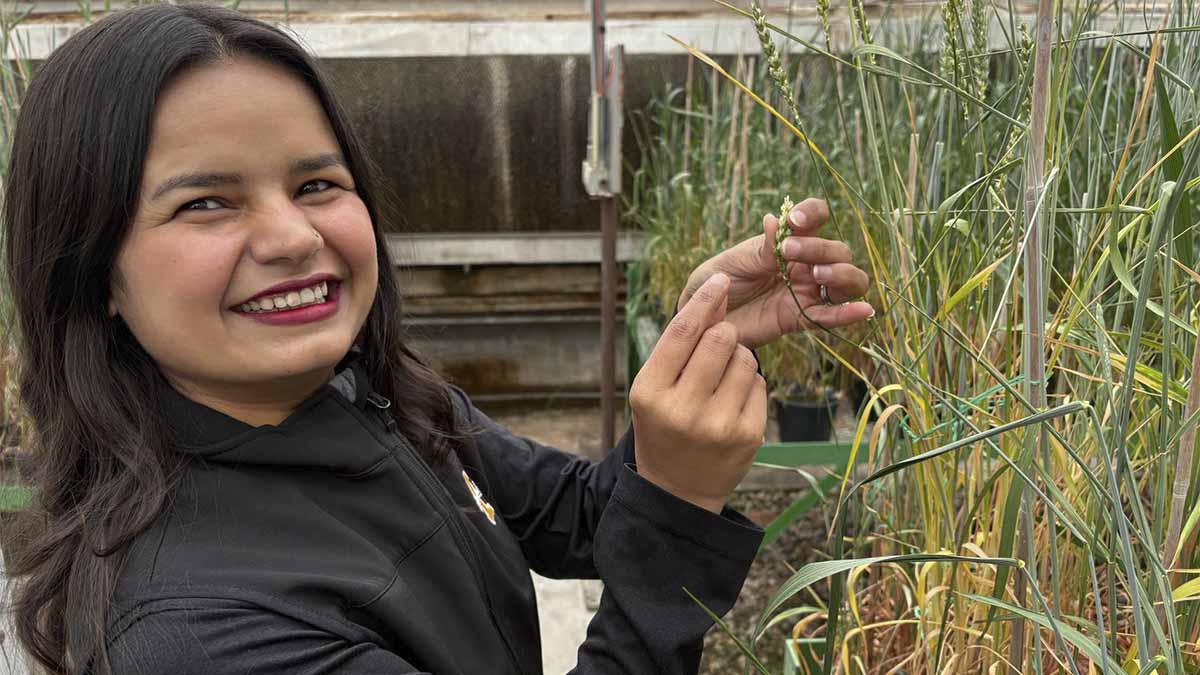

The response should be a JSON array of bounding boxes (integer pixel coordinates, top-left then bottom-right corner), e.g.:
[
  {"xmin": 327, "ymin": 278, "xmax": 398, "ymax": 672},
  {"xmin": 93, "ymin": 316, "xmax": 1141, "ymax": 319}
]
[
  {"xmin": 179, "ymin": 197, "xmax": 223, "ymax": 212},
  {"xmin": 299, "ymin": 179, "xmax": 334, "ymax": 196}
]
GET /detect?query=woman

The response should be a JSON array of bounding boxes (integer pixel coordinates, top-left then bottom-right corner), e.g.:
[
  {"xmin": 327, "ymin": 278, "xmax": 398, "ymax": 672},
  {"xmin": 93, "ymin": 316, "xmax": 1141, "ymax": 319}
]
[{"xmin": 1, "ymin": 5, "xmax": 873, "ymax": 674}]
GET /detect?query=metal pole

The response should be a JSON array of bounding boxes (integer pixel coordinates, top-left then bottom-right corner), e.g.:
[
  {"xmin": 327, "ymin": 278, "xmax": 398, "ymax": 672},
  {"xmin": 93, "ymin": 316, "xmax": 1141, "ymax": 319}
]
[
  {"xmin": 583, "ymin": 0, "xmax": 622, "ymax": 455},
  {"xmin": 590, "ymin": 0, "xmax": 614, "ymax": 454},
  {"xmin": 589, "ymin": 0, "xmax": 606, "ymax": 95},
  {"xmin": 600, "ymin": 199, "xmax": 617, "ymax": 453}
]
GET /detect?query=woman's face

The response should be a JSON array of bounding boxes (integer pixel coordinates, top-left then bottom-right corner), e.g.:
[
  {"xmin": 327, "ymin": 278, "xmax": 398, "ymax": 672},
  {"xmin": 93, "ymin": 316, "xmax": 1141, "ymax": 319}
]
[{"xmin": 110, "ymin": 56, "xmax": 378, "ymax": 421}]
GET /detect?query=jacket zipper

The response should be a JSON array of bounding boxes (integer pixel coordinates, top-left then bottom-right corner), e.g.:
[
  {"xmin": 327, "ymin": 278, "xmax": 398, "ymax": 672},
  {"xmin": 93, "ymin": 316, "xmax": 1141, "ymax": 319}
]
[{"xmin": 365, "ymin": 392, "xmax": 524, "ymax": 673}]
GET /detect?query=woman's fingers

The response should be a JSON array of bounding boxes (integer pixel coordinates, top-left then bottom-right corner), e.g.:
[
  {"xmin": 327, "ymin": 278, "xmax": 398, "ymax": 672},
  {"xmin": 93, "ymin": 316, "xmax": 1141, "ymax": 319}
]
[
  {"xmin": 780, "ymin": 236, "xmax": 853, "ymax": 265},
  {"xmin": 678, "ymin": 321, "xmax": 740, "ymax": 398},
  {"xmin": 784, "ymin": 198, "xmax": 831, "ymax": 235},
  {"xmin": 741, "ymin": 373, "xmax": 768, "ymax": 436},
  {"xmin": 764, "ymin": 201, "xmax": 836, "ymax": 262},
  {"xmin": 793, "ymin": 301, "xmax": 876, "ymax": 329},
  {"xmin": 761, "ymin": 201, "xmax": 874, "ymax": 332},
  {"xmin": 638, "ymin": 273, "xmax": 729, "ymax": 391},
  {"xmin": 786, "ymin": 263, "xmax": 870, "ymax": 302},
  {"xmin": 629, "ymin": 316, "xmax": 759, "ymax": 514},
  {"xmin": 761, "ymin": 213, "xmax": 782, "ymax": 265},
  {"xmin": 811, "ymin": 263, "xmax": 870, "ymax": 303},
  {"xmin": 711, "ymin": 344, "xmax": 760, "ymax": 413},
  {"xmin": 705, "ymin": 344, "xmax": 767, "ymax": 457}
]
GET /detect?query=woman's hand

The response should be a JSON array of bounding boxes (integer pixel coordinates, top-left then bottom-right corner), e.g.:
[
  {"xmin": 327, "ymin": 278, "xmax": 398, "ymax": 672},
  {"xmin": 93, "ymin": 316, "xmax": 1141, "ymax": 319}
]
[
  {"xmin": 676, "ymin": 198, "xmax": 874, "ymax": 348},
  {"xmin": 630, "ymin": 273, "xmax": 766, "ymax": 514}
]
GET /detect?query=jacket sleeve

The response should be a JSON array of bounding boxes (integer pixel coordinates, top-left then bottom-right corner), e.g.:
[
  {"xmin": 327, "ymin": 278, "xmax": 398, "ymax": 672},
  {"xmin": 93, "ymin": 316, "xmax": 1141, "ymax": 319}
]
[
  {"xmin": 449, "ymin": 362, "xmax": 763, "ymax": 580},
  {"xmin": 450, "ymin": 385, "xmax": 636, "ymax": 579},
  {"xmin": 450, "ymin": 387, "xmax": 765, "ymax": 675},
  {"xmin": 105, "ymin": 598, "xmax": 427, "ymax": 675},
  {"xmin": 571, "ymin": 464, "xmax": 764, "ymax": 674}
]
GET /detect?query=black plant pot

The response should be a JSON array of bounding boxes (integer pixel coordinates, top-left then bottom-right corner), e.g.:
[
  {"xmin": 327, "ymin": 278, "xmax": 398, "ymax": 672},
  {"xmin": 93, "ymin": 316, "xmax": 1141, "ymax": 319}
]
[
  {"xmin": 849, "ymin": 379, "xmax": 880, "ymax": 422},
  {"xmin": 774, "ymin": 396, "xmax": 840, "ymax": 442}
]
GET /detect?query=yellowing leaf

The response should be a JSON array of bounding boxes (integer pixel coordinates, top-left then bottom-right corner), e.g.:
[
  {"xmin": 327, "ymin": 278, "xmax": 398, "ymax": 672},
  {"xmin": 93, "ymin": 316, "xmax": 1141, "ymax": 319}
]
[
  {"xmin": 1172, "ymin": 574, "xmax": 1200, "ymax": 601},
  {"xmin": 937, "ymin": 255, "xmax": 1008, "ymax": 320}
]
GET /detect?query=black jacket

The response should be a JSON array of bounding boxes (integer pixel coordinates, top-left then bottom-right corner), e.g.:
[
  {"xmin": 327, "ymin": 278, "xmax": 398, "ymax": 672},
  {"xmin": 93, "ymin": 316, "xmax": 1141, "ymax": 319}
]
[{"xmin": 106, "ymin": 354, "xmax": 763, "ymax": 674}]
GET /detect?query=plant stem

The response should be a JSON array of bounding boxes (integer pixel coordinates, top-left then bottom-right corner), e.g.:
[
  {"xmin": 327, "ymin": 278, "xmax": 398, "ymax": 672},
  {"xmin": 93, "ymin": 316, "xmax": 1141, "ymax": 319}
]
[
  {"xmin": 1012, "ymin": 0, "xmax": 1055, "ymax": 670},
  {"xmin": 1163, "ymin": 309, "xmax": 1200, "ymax": 578}
]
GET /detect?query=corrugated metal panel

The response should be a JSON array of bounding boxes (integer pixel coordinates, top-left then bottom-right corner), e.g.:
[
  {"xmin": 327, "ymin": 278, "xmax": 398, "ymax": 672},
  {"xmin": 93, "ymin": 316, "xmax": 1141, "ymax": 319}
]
[{"xmin": 6, "ymin": 1, "xmax": 1162, "ymax": 236}]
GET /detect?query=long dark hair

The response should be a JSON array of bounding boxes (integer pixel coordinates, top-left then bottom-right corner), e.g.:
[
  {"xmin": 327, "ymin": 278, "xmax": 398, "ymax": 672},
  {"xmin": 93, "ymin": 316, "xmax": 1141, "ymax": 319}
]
[{"xmin": 1, "ymin": 5, "xmax": 463, "ymax": 673}]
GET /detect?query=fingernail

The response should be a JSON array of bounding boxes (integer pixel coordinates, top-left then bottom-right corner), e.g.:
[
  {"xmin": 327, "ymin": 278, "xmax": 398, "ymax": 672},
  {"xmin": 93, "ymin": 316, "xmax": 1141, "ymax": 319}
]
[
  {"xmin": 790, "ymin": 209, "xmax": 806, "ymax": 228},
  {"xmin": 813, "ymin": 265, "xmax": 830, "ymax": 281},
  {"xmin": 868, "ymin": 305, "xmax": 876, "ymax": 318},
  {"xmin": 709, "ymin": 272, "xmax": 729, "ymax": 288},
  {"xmin": 784, "ymin": 239, "xmax": 802, "ymax": 257}
]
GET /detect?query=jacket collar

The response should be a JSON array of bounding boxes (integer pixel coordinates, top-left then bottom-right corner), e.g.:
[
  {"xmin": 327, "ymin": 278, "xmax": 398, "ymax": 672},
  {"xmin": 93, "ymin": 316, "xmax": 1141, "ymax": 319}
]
[{"xmin": 162, "ymin": 350, "xmax": 392, "ymax": 474}]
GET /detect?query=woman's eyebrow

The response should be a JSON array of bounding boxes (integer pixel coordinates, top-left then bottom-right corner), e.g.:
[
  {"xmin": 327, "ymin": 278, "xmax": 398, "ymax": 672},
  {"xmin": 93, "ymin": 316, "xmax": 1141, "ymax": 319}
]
[
  {"xmin": 151, "ymin": 172, "xmax": 242, "ymax": 202},
  {"xmin": 148, "ymin": 154, "xmax": 346, "ymax": 202},
  {"xmin": 292, "ymin": 152, "xmax": 347, "ymax": 174}
]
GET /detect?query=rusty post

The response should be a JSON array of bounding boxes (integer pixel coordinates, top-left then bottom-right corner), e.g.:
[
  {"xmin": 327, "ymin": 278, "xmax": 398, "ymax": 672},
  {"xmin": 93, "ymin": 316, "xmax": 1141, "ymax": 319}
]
[
  {"xmin": 600, "ymin": 198, "xmax": 617, "ymax": 453},
  {"xmin": 583, "ymin": 0, "xmax": 623, "ymax": 456}
]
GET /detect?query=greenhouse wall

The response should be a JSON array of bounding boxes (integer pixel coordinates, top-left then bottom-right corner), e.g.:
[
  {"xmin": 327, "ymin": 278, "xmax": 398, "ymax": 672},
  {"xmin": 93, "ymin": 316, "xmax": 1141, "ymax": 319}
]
[{"xmin": 5, "ymin": 0, "xmax": 1161, "ymax": 397}]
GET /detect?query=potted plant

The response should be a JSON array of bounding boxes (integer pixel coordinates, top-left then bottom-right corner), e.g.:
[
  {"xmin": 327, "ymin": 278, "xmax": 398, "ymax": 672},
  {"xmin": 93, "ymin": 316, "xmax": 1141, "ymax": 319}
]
[
  {"xmin": 774, "ymin": 382, "xmax": 839, "ymax": 443},
  {"xmin": 757, "ymin": 333, "xmax": 844, "ymax": 442}
]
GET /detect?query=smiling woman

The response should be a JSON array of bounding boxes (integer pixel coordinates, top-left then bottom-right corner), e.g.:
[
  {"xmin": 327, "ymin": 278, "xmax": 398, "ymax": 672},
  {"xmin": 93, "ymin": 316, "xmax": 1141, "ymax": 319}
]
[
  {"xmin": 108, "ymin": 55, "xmax": 379, "ymax": 427},
  {"xmin": 0, "ymin": 5, "xmax": 870, "ymax": 675},
  {"xmin": 0, "ymin": 6, "xmax": 467, "ymax": 672}
]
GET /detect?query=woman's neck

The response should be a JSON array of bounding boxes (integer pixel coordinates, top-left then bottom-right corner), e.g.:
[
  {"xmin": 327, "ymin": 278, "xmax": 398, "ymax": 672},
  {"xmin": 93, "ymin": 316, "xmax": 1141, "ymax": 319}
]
[{"xmin": 167, "ymin": 368, "xmax": 335, "ymax": 427}]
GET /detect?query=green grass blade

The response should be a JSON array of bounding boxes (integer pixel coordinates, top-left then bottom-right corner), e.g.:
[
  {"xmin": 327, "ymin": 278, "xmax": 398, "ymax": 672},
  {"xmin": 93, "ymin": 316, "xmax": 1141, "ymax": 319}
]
[
  {"xmin": 684, "ymin": 587, "xmax": 772, "ymax": 675},
  {"xmin": 757, "ymin": 473, "xmax": 838, "ymax": 554}
]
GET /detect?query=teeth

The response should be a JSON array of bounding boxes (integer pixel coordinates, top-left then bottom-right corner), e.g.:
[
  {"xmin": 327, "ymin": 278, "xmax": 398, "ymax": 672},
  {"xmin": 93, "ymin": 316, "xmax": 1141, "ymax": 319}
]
[{"xmin": 241, "ymin": 281, "xmax": 333, "ymax": 314}]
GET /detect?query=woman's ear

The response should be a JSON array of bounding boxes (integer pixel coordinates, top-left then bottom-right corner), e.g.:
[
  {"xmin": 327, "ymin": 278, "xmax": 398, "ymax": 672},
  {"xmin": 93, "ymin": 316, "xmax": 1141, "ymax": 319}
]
[{"xmin": 107, "ymin": 297, "xmax": 118, "ymax": 318}]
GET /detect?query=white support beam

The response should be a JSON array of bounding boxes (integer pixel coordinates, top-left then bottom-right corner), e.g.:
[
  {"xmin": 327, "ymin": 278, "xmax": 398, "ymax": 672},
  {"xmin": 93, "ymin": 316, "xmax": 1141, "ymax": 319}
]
[
  {"xmin": 386, "ymin": 231, "xmax": 645, "ymax": 266},
  {"xmin": 17, "ymin": 1, "xmax": 777, "ymax": 18},
  {"xmin": 8, "ymin": 3, "xmax": 1162, "ymax": 60},
  {"xmin": 8, "ymin": 16, "xmax": 765, "ymax": 58}
]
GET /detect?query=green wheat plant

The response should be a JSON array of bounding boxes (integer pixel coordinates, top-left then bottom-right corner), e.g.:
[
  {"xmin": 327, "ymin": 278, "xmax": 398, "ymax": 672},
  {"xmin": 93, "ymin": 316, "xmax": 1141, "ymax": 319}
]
[
  {"xmin": 627, "ymin": 51, "xmax": 863, "ymax": 401},
  {"xmin": 631, "ymin": 0, "xmax": 1200, "ymax": 672}
]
